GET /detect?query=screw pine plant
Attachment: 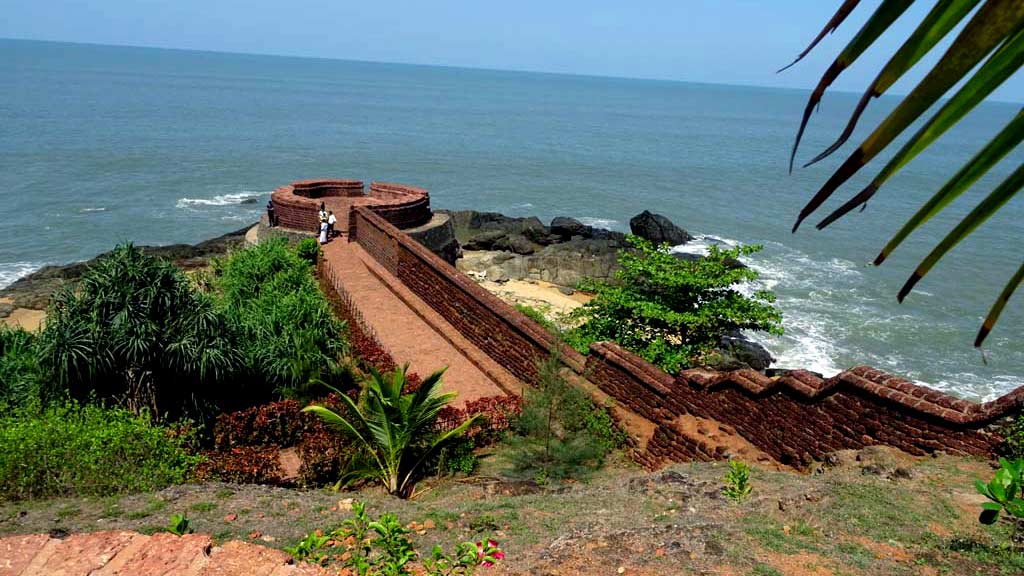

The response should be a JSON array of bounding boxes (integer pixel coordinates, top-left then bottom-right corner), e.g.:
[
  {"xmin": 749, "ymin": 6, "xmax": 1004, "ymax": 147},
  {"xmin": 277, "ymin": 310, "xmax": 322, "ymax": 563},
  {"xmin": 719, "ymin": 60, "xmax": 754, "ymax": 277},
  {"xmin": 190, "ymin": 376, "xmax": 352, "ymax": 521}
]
[{"xmin": 303, "ymin": 365, "xmax": 481, "ymax": 498}]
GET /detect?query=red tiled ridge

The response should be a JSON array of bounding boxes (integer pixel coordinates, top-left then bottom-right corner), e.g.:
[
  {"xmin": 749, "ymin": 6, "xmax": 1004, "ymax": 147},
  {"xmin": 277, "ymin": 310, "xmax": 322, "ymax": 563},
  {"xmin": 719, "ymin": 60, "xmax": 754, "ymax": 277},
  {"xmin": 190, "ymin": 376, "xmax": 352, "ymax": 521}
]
[
  {"xmin": 0, "ymin": 531, "xmax": 328, "ymax": 576},
  {"xmin": 588, "ymin": 341, "xmax": 1019, "ymax": 467}
]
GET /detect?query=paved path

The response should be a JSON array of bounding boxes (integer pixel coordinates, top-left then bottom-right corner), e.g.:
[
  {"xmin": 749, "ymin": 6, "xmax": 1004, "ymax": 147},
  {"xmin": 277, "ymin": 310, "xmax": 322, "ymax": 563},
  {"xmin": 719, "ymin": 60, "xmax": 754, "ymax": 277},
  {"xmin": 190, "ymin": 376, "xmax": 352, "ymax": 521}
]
[
  {"xmin": 0, "ymin": 531, "xmax": 329, "ymax": 576},
  {"xmin": 321, "ymin": 238, "xmax": 521, "ymax": 405}
]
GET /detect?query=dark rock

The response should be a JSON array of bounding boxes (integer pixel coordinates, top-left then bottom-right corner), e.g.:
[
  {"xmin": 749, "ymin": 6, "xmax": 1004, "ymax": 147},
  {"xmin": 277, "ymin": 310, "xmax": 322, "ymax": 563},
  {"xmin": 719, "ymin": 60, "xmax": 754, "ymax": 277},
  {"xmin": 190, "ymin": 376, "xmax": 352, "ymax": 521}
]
[
  {"xmin": 550, "ymin": 217, "xmax": 589, "ymax": 239},
  {"xmin": 558, "ymin": 286, "xmax": 575, "ymax": 296},
  {"xmin": 714, "ymin": 331, "xmax": 775, "ymax": 371},
  {"xmin": 629, "ymin": 210, "xmax": 693, "ymax": 246},
  {"xmin": 239, "ymin": 197, "xmax": 259, "ymax": 205},
  {"xmin": 860, "ymin": 463, "xmax": 886, "ymax": 476},
  {"xmin": 0, "ymin": 224, "xmax": 252, "ymax": 312},
  {"xmin": 494, "ymin": 234, "xmax": 537, "ymax": 255},
  {"xmin": 672, "ymin": 251, "xmax": 746, "ymax": 269},
  {"xmin": 461, "ymin": 230, "xmax": 506, "ymax": 251}
]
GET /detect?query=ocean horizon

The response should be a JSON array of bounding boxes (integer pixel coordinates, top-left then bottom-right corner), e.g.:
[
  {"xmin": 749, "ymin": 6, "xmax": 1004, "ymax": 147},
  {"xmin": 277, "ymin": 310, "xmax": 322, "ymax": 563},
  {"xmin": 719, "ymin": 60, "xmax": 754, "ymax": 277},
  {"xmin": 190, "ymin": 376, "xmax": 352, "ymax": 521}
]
[{"xmin": 2, "ymin": 37, "xmax": 1021, "ymax": 401}]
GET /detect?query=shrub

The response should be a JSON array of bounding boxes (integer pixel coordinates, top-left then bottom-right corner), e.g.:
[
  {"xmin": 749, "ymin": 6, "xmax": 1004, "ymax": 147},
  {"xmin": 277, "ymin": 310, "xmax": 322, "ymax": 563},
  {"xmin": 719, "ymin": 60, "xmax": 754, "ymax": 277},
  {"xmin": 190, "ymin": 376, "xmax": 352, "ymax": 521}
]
[
  {"xmin": 566, "ymin": 235, "xmax": 782, "ymax": 373},
  {"xmin": 1001, "ymin": 413, "xmax": 1024, "ymax": 459},
  {"xmin": 515, "ymin": 303, "xmax": 556, "ymax": 332},
  {"xmin": 722, "ymin": 460, "xmax": 753, "ymax": 502},
  {"xmin": 0, "ymin": 403, "xmax": 198, "ymax": 499},
  {"xmin": 509, "ymin": 353, "xmax": 623, "ymax": 480},
  {"xmin": 296, "ymin": 238, "xmax": 321, "ymax": 266},
  {"xmin": 38, "ymin": 243, "xmax": 240, "ymax": 419},
  {"xmin": 976, "ymin": 457, "xmax": 1024, "ymax": 540},
  {"xmin": 193, "ymin": 446, "xmax": 283, "ymax": 485},
  {"xmin": 213, "ymin": 238, "xmax": 349, "ymax": 402},
  {"xmin": 303, "ymin": 365, "xmax": 480, "ymax": 498},
  {"xmin": 0, "ymin": 325, "xmax": 43, "ymax": 410}
]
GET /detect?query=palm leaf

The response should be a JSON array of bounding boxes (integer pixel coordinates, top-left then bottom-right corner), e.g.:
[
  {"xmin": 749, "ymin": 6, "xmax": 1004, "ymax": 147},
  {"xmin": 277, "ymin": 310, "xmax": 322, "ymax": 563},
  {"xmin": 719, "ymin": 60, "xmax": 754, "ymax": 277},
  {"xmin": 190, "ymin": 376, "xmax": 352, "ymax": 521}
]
[
  {"xmin": 816, "ymin": 28, "xmax": 1024, "ymax": 229},
  {"xmin": 811, "ymin": 0, "xmax": 982, "ymax": 165},
  {"xmin": 788, "ymin": 0, "xmax": 914, "ymax": 171},
  {"xmin": 779, "ymin": 0, "xmax": 863, "ymax": 73},
  {"xmin": 898, "ymin": 161, "xmax": 1024, "ymax": 302},
  {"xmin": 793, "ymin": 0, "xmax": 1024, "ymax": 232},
  {"xmin": 976, "ymin": 261, "xmax": 1024, "ymax": 347},
  {"xmin": 874, "ymin": 108, "xmax": 1024, "ymax": 264}
]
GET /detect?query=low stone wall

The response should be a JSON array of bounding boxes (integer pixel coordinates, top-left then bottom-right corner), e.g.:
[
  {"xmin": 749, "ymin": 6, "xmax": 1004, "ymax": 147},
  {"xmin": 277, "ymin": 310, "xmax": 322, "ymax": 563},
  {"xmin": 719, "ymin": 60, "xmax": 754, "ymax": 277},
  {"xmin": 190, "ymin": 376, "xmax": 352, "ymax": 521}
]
[
  {"xmin": 586, "ymin": 341, "xmax": 1021, "ymax": 468},
  {"xmin": 292, "ymin": 179, "xmax": 364, "ymax": 199},
  {"xmin": 367, "ymin": 182, "xmax": 432, "ymax": 229},
  {"xmin": 351, "ymin": 205, "xmax": 584, "ymax": 383}
]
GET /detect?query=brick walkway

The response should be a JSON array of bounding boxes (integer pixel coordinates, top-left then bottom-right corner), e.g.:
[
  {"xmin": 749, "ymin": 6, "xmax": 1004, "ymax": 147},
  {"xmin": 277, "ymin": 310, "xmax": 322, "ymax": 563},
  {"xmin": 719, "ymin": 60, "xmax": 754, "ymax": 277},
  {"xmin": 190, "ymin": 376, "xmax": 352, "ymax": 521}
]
[
  {"xmin": 0, "ymin": 531, "xmax": 329, "ymax": 576},
  {"xmin": 321, "ymin": 238, "xmax": 521, "ymax": 405}
]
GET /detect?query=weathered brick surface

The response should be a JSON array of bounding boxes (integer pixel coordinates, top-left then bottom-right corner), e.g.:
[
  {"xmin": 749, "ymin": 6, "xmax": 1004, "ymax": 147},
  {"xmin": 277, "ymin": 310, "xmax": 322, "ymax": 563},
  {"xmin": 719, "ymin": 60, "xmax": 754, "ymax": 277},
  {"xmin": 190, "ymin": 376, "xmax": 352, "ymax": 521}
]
[
  {"xmin": 270, "ymin": 179, "xmax": 432, "ymax": 234},
  {"xmin": 587, "ymin": 342, "xmax": 1021, "ymax": 467},
  {"xmin": 351, "ymin": 206, "xmax": 585, "ymax": 384}
]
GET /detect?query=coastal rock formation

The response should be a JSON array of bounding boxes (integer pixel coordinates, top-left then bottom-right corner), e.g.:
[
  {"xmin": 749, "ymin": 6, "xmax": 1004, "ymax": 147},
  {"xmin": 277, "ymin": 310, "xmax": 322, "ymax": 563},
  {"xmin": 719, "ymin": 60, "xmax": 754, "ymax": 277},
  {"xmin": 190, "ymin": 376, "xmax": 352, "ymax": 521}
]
[
  {"xmin": 0, "ymin": 225, "xmax": 251, "ymax": 317},
  {"xmin": 629, "ymin": 210, "xmax": 694, "ymax": 246},
  {"xmin": 705, "ymin": 330, "xmax": 775, "ymax": 371}
]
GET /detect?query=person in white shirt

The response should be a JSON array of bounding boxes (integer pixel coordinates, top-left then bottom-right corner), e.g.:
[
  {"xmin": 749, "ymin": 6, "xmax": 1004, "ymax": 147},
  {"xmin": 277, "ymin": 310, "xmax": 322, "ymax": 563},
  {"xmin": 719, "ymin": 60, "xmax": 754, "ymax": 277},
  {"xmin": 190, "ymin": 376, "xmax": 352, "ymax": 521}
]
[
  {"xmin": 327, "ymin": 211, "xmax": 337, "ymax": 239},
  {"xmin": 319, "ymin": 220, "xmax": 328, "ymax": 244}
]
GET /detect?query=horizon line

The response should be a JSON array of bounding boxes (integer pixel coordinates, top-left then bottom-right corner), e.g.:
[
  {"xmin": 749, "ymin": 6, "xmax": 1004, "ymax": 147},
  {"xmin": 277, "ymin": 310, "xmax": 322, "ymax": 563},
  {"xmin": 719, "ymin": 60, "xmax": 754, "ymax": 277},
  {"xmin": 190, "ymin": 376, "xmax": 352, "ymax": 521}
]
[{"xmin": 4, "ymin": 35, "xmax": 1022, "ymax": 106}]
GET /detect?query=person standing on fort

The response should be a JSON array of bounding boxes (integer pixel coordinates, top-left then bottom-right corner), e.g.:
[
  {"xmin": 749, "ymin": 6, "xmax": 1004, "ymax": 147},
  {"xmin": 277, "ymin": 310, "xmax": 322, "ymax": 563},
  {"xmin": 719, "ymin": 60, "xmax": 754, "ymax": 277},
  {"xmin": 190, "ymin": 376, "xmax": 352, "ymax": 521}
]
[
  {"xmin": 327, "ymin": 210, "xmax": 336, "ymax": 239},
  {"xmin": 319, "ymin": 218, "xmax": 328, "ymax": 245},
  {"xmin": 266, "ymin": 200, "xmax": 276, "ymax": 227}
]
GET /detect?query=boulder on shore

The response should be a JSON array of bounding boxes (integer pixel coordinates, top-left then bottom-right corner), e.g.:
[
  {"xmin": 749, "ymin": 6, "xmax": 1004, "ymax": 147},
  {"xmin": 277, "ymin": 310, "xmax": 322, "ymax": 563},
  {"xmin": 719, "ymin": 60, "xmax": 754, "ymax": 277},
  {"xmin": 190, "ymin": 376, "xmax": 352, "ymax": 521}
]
[
  {"xmin": 629, "ymin": 210, "xmax": 693, "ymax": 246},
  {"xmin": 705, "ymin": 330, "xmax": 775, "ymax": 372}
]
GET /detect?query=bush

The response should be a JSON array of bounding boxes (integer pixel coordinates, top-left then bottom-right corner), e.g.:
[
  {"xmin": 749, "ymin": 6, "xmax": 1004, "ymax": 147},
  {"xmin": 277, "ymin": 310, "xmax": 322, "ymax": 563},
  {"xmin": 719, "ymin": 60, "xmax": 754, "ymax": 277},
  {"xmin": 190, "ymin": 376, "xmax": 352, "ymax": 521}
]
[
  {"xmin": 213, "ymin": 238, "xmax": 349, "ymax": 401},
  {"xmin": 0, "ymin": 403, "xmax": 198, "ymax": 499},
  {"xmin": 38, "ymin": 243, "xmax": 240, "ymax": 419},
  {"xmin": 0, "ymin": 326, "xmax": 43, "ymax": 410},
  {"xmin": 193, "ymin": 446, "xmax": 283, "ymax": 485},
  {"xmin": 515, "ymin": 303, "xmax": 556, "ymax": 332},
  {"xmin": 566, "ymin": 235, "xmax": 782, "ymax": 373},
  {"xmin": 296, "ymin": 238, "xmax": 321, "ymax": 266},
  {"xmin": 509, "ymin": 354, "xmax": 624, "ymax": 480},
  {"xmin": 1001, "ymin": 413, "xmax": 1024, "ymax": 459}
]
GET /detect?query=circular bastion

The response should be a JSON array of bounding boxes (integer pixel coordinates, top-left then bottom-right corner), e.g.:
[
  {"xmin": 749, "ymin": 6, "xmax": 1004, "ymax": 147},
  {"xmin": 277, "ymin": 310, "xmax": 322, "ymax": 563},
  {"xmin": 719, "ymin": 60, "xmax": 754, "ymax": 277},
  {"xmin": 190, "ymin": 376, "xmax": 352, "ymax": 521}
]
[{"xmin": 263, "ymin": 178, "xmax": 458, "ymax": 263}]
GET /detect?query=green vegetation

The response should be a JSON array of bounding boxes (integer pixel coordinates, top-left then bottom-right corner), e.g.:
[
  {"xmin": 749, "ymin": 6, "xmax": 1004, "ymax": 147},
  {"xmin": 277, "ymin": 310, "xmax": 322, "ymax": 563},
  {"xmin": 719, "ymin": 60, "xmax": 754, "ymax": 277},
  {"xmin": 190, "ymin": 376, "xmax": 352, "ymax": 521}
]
[
  {"xmin": 166, "ymin": 513, "xmax": 193, "ymax": 536},
  {"xmin": 566, "ymin": 235, "xmax": 781, "ymax": 373},
  {"xmin": 303, "ymin": 365, "xmax": 478, "ymax": 498},
  {"xmin": 211, "ymin": 237, "xmax": 348, "ymax": 401},
  {"xmin": 0, "ymin": 325, "xmax": 43, "ymax": 410},
  {"xmin": 722, "ymin": 460, "xmax": 753, "ymax": 502},
  {"xmin": 1001, "ymin": 413, "xmax": 1024, "ymax": 459},
  {"xmin": 508, "ymin": 353, "xmax": 624, "ymax": 481},
  {"xmin": 976, "ymin": 457, "xmax": 1024, "ymax": 538},
  {"xmin": 296, "ymin": 237, "xmax": 321, "ymax": 266},
  {"xmin": 784, "ymin": 2, "xmax": 1024, "ymax": 346},
  {"xmin": 39, "ymin": 243, "xmax": 238, "ymax": 418},
  {"xmin": 514, "ymin": 303, "xmax": 556, "ymax": 332},
  {"xmin": 0, "ymin": 402, "xmax": 198, "ymax": 500},
  {"xmin": 286, "ymin": 501, "xmax": 504, "ymax": 575}
]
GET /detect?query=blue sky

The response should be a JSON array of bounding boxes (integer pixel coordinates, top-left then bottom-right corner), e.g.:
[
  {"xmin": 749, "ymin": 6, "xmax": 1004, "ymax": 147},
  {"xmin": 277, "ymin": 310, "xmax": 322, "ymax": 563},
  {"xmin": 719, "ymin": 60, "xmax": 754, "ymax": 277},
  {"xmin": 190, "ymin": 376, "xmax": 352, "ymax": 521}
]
[{"xmin": 2, "ymin": 0, "xmax": 1022, "ymax": 102}]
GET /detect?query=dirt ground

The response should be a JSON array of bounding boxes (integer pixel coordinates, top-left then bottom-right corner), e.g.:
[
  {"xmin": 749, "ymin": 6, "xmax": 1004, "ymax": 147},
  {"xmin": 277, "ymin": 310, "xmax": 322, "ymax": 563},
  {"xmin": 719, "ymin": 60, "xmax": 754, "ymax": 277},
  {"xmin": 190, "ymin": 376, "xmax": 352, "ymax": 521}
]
[{"xmin": 2, "ymin": 447, "xmax": 1021, "ymax": 575}]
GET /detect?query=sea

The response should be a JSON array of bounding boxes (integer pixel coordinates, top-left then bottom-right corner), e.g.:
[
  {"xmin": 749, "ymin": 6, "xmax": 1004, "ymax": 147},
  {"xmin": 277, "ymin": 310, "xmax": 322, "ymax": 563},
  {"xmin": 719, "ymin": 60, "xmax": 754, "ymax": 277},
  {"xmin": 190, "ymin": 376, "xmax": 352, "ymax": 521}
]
[{"xmin": 2, "ymin": 38, "xmax": 1021, "ymax": 402}]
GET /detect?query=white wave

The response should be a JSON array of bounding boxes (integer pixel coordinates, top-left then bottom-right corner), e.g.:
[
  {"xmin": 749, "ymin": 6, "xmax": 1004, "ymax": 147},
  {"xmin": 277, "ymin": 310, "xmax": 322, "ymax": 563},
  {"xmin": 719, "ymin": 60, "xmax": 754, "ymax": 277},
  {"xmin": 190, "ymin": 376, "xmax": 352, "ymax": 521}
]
[
  {"xmin": 511, "ymin": 202, "xmax": 534, "ymax": 209},
  {"xmin": 176, "ymin": 190, "xmax": 269, "ymax": 209},
  {"xmin": 80, "ymin": 207, "xmax": 107, "ymax": 213},
  {"xmin": 578, "ymin": 217, "xmax": 620, "ymax": 230},
  {"xmin": 0, "ymin": 262, "xmax": 43, "ymax": 290}
]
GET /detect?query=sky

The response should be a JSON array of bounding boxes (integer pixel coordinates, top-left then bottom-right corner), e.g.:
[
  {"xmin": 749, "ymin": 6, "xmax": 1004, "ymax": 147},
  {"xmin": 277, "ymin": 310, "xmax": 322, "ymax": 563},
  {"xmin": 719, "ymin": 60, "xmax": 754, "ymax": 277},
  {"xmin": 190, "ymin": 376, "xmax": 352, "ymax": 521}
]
[{"xmin": 2, "ymin": 0, "xmax": 1023, "ymax": 102}]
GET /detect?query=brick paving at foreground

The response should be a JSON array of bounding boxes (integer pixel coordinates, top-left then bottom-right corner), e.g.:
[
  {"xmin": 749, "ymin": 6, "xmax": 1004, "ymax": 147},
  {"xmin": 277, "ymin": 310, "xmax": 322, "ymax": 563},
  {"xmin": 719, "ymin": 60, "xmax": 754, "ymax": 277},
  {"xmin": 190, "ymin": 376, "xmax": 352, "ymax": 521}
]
[{"xmin": 0, "ymin": 531, "xmax": 330, "ymax": 576}]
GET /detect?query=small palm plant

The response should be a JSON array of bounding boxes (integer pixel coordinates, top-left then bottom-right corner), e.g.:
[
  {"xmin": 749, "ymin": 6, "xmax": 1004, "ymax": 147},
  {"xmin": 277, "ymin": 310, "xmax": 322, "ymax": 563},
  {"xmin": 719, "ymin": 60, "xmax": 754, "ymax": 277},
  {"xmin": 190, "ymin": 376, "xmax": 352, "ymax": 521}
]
[{"xmin": 303, "ymin": 364, "xmax": 480, "ymax": 498}]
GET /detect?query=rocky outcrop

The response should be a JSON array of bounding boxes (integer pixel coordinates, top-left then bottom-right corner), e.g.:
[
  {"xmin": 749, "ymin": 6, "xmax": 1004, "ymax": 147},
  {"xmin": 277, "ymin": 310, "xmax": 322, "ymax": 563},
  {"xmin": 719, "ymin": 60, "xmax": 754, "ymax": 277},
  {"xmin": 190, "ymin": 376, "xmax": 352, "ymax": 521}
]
[
  {"xmin": 0, "ymin": 224, "xmax": 252, "ymax": 316},
  {"xmin": 705, "ymin": 330, "xmax": 776, "ymax": 371},
  {"xmin": 629, "ymin": 210, "xmax": 693, "ymax": 246}
]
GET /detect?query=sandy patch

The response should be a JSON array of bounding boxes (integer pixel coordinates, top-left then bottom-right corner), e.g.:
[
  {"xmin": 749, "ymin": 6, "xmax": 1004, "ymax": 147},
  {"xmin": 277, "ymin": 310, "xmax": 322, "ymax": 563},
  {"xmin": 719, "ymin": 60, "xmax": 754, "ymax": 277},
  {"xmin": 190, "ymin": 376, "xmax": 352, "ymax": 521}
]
[
  {"xmin": 2, "ymin": 308, "xmax": 45, "ymax": 331},
  {"xmin": 477, "ymin": 278, "xmax": 590, "ymax": 319}
]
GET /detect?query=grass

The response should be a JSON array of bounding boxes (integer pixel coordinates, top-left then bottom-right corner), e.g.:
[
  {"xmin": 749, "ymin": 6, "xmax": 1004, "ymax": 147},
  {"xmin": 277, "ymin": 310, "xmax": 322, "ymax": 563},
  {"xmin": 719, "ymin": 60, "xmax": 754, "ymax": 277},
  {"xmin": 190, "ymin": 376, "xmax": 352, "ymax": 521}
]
[{"xmin": 0, "ymin": 452, "xmax": 1021, "ymax": 575}]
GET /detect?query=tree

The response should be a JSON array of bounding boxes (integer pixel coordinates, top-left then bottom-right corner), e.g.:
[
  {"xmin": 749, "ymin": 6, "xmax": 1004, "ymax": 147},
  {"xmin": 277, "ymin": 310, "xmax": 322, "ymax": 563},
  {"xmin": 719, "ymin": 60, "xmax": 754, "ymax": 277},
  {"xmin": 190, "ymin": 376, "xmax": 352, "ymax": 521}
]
[
  {"xmin": 784, "ymin": 0, "xmax": 1024, "ymax": 347},
  {"xmin": 38, "ymin": 243, "xmax": 239, "ymax": 418},
  {"xmin": 567, "ymin": 235, "xmax": 782, "ymax": 373},
  {"xmin": 302, "ymin": 365, "xmax": 479, "ymax": 498}
]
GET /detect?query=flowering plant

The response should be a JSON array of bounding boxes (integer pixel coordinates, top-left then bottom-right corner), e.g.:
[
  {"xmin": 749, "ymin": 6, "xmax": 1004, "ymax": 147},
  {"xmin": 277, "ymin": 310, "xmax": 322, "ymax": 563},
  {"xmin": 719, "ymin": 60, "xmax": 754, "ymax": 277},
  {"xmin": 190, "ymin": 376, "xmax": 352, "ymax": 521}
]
[{"xmin": 423, "ymin": 537, "xmax": 505, "ymax": 575}]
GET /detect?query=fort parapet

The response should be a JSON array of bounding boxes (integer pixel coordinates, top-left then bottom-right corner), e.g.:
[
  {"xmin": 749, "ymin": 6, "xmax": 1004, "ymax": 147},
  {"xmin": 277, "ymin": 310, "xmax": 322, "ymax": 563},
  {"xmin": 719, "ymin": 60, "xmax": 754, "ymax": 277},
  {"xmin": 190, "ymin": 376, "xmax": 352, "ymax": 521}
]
[{"xmin": 298, "ymin": 177, "xmax": 1022, "ymax": 469}]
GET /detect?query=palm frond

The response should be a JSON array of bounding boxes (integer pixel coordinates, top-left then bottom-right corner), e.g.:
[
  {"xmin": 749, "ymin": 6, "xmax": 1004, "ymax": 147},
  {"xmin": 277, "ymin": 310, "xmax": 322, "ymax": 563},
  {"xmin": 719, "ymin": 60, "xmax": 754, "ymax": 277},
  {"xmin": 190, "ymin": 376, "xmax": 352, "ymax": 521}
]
[
  {"xmin": 898, "ymin": 162, "xmax": 1024, "ymax": 301},
  {"xmin": 875, "ymin": 108, "xmax": 1024, "ymax": 264},
  {"xmin": 778, "ymin": 0, "xmax": 863, "ymax": 73},
  {"xmin": 788, "ymin": 0, "xmax": 915, "ymax": 172},
  {"xmin": 976, "ymin": 261, "xmax": 1024, "ymax": 347}
]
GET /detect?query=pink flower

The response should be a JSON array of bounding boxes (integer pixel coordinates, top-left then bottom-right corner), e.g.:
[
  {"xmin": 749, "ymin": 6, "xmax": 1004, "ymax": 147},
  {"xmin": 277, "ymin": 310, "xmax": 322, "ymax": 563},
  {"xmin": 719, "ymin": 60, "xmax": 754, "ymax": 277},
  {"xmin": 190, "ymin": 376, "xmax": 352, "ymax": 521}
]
[{"xmin": 477, "ymin": 540, "xmax": 505, "ymax": 567}]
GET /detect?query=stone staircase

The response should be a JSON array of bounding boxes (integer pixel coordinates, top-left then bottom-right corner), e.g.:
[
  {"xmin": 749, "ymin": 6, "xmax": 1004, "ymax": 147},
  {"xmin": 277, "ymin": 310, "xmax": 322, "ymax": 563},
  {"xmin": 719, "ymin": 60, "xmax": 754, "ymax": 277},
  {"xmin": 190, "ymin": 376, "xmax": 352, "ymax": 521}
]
[{"xmin": 0, "ymin": 531, "xmax": 329, "ymax": 576}]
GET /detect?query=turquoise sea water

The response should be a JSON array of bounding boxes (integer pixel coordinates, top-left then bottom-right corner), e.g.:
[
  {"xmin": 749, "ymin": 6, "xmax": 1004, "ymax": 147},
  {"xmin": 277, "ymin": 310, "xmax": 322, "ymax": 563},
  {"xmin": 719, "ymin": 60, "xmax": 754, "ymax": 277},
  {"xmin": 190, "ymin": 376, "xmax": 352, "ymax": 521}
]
[{"xmin": 1, "ymin": 39, "xmax": 1021, "ymax": 401}]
